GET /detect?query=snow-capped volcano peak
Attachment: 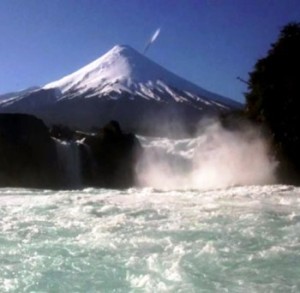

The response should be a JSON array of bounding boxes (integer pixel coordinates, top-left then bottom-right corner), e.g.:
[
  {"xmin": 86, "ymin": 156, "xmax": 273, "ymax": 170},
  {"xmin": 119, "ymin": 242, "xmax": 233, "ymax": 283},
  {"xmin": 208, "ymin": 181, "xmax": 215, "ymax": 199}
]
[
  {"xmin": 44, "ymin": 45, "xmax": 135, "ymax": 94},
  {"xmin": 43, "ymin": 44, "xmax": 239, "ymax": 108},
  {"xmin": 44, "ymin": 44, "xmax": 163, "ymax": 94},
  {"xmin": 0, "ymin": 44, "xmax": 241, "ymax": 134}
]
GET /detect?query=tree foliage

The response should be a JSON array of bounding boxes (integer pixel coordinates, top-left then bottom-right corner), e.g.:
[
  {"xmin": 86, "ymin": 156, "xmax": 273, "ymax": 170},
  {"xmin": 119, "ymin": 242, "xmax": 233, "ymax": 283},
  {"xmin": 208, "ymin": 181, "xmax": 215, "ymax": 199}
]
[{"xmin": 245, "ymin": 22, "xmax": 300, "ymax": 180}]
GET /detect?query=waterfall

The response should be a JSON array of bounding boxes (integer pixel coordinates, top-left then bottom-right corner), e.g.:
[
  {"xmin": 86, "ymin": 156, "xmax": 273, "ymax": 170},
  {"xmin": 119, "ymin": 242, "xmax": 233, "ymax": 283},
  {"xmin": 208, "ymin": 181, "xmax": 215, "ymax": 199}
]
[
  {"xmin": 54, "ymin": 138, "xmax": 82, "ymax": 188},
  {"xmin": 136, "ymin": 120, "xmax": 276, "ymax": 190},
  {"xmin": 81, "ymin": 142, "xmax": 97, "ymax": 172},
  {"xmin": 136, "ymin": 135, "xmax": 195, "ymax": 189}
]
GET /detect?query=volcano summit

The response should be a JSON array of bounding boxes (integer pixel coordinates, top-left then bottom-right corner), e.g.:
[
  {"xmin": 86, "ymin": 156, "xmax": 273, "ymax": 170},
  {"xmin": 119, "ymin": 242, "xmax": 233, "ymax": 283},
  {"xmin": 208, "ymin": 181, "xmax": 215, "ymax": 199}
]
[{"xmin": 0, "ymin": 45, "xmax": 240, "ymax": 134}]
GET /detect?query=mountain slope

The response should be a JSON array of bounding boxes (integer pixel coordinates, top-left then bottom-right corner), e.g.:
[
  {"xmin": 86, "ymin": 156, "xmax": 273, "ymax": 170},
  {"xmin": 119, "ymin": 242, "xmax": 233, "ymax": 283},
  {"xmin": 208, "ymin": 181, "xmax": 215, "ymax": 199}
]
[
  {"xmin": 0, "ymin": 45, "xmax": 241, "ymax": 134},
  {"xmin": 0, "ymin": 87, "xmax": 40, "ymax": 102}
]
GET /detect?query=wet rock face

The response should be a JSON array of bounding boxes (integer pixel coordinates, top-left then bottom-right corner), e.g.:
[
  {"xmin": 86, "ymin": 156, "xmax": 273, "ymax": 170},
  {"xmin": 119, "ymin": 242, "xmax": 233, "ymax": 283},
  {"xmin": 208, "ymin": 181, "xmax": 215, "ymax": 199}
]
[
  {"xmin": 0, "ymin": 113, "xmax": 60, "ymax": 188},
  {"xmin": 82, "ymin": 121, "xmax": 142, "ymax": 188},
  {"xmin": 0, "ymin": 115, "xmax": 141, "ymax": 189}
]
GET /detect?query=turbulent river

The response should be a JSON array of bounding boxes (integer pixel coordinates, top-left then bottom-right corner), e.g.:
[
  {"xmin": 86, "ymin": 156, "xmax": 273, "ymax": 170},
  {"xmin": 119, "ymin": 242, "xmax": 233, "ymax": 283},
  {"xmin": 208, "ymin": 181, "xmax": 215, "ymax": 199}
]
[
  {"xmin": 1, "ymin": 127, "xmax": 300, "ymax": 292},
  {"xmin": 1, "ymin": 186, "xmax": 300, "ymax": 292}
]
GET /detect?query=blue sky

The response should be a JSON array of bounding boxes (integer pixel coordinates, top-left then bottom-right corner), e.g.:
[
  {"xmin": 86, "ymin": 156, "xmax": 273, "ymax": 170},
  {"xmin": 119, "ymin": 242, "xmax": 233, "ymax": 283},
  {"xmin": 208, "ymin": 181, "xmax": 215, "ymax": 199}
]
[{"xmin": 0, "ymin": 0, "xmax": 299, "ymax": 102}]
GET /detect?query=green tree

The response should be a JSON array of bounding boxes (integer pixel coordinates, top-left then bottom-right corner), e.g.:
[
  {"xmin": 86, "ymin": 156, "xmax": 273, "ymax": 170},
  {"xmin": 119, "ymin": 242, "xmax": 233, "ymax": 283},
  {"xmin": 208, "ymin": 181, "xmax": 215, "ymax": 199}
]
[{"xmin": 245, "ymin": 22, "xmax": 300, "ymax": 181}]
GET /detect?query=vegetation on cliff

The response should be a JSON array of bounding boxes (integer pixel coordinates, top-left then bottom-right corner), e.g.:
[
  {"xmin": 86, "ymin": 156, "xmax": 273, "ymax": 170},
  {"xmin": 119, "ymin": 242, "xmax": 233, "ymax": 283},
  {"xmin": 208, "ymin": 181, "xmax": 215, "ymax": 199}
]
[{"xmin": 245, "ymin": 22, "xmax": 300, "ymax": 183}]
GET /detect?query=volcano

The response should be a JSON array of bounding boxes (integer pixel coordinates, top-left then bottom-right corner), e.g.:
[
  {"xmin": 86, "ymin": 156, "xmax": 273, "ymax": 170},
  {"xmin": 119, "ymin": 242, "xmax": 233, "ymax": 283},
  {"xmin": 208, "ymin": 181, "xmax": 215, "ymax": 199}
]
[{"xmin": 0, "ymin": 45, "xmax": 241, "ymax": 134}]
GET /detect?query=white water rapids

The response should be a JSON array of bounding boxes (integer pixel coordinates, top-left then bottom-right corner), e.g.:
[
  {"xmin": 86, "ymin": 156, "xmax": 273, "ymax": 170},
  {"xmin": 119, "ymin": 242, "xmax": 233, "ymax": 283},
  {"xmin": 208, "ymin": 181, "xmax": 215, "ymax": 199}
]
[
  {"xmin": 137, "ymin": 121, "xmax": 276, "ymax": 190},
  {"xmin": 1, "ymin": 186, "xmax": 300, "ymax": 292},
  {"xmin": 1, "ymin": 128, "xmax": 299, "ymax": 292}
]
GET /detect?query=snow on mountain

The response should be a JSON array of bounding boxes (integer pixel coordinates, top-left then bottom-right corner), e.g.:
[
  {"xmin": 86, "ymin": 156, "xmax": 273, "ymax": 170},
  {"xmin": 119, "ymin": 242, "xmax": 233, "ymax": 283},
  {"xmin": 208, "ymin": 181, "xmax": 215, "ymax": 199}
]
[
  {"xmin": 0, "ymin": 45, "xmax": 241, "ymax": 134},
  {"xmin": 43, "ymin": 45, "xmax": 238, "ymax": 107},
  {"xmin": 0, "ymin": 87, "xmax": 40, "ymax": 102}
]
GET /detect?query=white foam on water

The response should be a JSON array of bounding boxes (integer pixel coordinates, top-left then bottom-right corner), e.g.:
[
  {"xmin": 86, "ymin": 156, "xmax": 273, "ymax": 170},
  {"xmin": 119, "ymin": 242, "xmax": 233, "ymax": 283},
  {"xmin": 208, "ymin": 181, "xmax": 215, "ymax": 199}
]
[
  {"xmin": 137, "ymin": 120, "xmax": 277, "ymax": 190},
  {"xmin": 1, "ymin": 185, "xmax": 300, "ymax": 292},
  {"xmin": 53, "ymin": 138, "xmax": 82, "ymax": 188}
]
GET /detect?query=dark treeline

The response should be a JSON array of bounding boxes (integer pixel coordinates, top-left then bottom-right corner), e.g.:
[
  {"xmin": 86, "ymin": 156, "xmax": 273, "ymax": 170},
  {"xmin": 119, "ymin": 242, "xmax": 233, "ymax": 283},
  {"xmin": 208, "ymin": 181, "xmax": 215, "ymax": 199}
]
[{"xmin": 244, "ymin": 22, "xmax": 300, "ymax": 184}]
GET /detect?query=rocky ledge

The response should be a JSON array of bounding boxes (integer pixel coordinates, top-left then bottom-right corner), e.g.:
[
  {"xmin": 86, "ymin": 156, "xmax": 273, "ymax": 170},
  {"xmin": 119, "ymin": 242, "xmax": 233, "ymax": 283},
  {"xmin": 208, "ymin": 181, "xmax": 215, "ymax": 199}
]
[{"xmin": 0, "ymin": 113, "xmax": 142, "ymax": 189}]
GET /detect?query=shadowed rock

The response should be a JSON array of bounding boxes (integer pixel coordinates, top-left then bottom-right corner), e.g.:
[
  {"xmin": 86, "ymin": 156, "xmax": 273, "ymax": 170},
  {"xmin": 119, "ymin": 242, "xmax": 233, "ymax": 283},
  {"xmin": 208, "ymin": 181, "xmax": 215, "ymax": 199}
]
[
  {"xmin": 0, "ymin": 113, "xmax": 60, "ymax": 188},
  {"xmin": 82, "ymin": 120, "xmax": 142, "ymax": 188},
  {"xmin": 0, "ymin": 114, "xmax": 142, "ymax": 189}
]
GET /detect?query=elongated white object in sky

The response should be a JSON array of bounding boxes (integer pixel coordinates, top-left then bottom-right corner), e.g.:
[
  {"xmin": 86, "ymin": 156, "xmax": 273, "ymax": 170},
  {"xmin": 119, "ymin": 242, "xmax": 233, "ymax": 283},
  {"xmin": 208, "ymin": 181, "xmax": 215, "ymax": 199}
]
[
  {"xmin": 144, "ymin": 28, "xmax": 161, "ymax": 54},
  {"xmin": 151, "ymin": 28, "xmax": 161, "ymax": 43}
]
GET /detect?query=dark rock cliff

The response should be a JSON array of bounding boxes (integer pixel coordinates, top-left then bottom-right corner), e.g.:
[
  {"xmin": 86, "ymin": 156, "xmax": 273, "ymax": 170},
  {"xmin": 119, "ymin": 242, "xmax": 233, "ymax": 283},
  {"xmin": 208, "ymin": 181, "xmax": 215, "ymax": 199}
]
[
  {"xmin": 0, "ymin": 114, "xmax": 141, "ymax": 189},
  {"xmin": 0, "ymin": 113, "xmax": 60, "ymax": 188},
  {"xmin": 82, "ymin": 121, "xmax": 142, "ymax": 188}
]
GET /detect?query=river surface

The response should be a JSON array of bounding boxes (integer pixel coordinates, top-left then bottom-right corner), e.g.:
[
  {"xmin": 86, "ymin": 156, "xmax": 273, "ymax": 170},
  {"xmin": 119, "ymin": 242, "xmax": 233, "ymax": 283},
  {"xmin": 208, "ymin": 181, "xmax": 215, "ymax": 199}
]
[{"xmin": 1, "ymin": 185, "xmax": 300, "ymax": 292}]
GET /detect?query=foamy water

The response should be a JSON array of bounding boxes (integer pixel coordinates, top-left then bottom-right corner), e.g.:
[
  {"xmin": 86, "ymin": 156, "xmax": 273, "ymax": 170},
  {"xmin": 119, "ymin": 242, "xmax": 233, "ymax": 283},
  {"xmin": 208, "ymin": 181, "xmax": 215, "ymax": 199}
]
[
  {"xmin": 1, "ymin": 185, "xmax": 300, "ymax": 292},
  {"xmin": 137, "ymin": 121, "xmax": 276, "ymax": 190}
]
